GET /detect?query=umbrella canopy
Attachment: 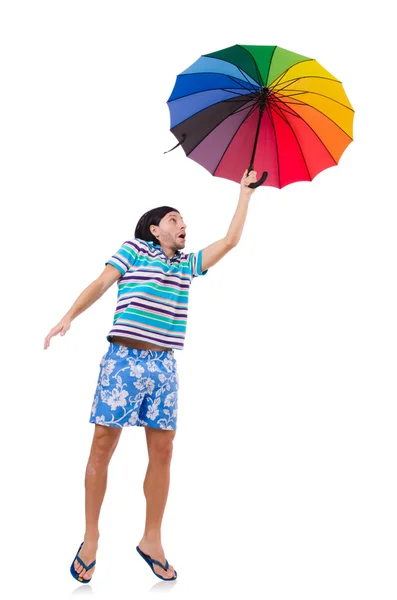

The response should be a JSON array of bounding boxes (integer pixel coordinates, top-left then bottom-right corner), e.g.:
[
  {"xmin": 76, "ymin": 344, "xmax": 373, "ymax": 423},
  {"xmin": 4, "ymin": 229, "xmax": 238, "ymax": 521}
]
[{"xmin": 166, "ymin": 45, "xmax": 354, "ymax": 189}]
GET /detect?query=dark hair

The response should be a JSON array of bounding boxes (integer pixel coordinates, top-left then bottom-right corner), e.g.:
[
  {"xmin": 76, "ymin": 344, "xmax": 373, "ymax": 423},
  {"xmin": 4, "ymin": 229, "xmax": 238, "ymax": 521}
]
[{"xmin": 134, "ymin": 206, "xmax": 180, "ymax": 244}]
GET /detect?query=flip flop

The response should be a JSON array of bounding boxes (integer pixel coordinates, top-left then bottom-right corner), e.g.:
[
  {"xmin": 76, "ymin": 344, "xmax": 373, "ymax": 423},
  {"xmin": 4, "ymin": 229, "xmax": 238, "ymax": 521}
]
[
  {"xmin": 136, "ymin": 545, "xmax": 177, "ymax": 581},
  {"xmin": 70, "ymin": 541, "xmax": 96, "ymax": 584}
]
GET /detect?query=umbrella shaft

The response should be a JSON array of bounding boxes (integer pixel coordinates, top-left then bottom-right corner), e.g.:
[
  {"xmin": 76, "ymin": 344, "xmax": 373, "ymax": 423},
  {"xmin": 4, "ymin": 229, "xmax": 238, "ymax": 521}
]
[{"xmin": 248, "ymin": 102, "xmax": 266, "ymax": 172}]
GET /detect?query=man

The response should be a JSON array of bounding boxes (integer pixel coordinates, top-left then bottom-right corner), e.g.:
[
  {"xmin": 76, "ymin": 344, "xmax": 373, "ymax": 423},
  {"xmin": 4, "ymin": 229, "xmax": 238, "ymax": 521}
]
[{"xmin": 43, "ymin": 169, "xmax": 258, "ymax": 583}]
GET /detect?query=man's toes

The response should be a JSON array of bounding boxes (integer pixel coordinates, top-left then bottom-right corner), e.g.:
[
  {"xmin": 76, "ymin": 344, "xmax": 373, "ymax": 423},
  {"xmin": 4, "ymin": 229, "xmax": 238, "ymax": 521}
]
[
  {"xmin": 164, "ymin": 566, "xmax": 175, "ymax": 579},
  {"xmin": 76, "ymin": 563, "xmax": 87, "ymax": 577},
  {"xmin": 153, "ymin": 564, "xmax": 169, "ymax": 579},
  {"xmin": 74, "ymin": 560, "xmax": 82, "ymax": 573}
]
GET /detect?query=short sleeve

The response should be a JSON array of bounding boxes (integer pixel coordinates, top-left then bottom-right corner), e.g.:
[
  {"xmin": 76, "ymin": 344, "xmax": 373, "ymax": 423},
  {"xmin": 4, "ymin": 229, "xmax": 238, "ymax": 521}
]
[
  {"xmin": 189, "ymin": 250, "xmax": 208, "ymax": 279},
  {"xmin": 105, "ymin": 239, "xmax": 142, "ymax": 277}
]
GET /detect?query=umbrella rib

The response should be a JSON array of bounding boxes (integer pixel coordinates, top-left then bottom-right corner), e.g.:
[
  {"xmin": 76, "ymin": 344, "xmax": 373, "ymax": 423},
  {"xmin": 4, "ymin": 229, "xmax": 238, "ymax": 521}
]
[
  {"xmin": 203, "ymin": 50, "xmax": 262, "ymax": 88},
  {"xmin": 265, "ymin": 103, "xmax": 281, "ymax": 188},
  {"xmin": 270, "ymin": 102, "xmax": 312, "ymax": 181},
  {"xmin": 226, "ymin": 74, "xmax": 259, "ymax": 93},
  {"xmin": 219, "ymin": 88, "xmax": 257, "ymax": 97},
  {"xmin": 268, "ymin": 95, "xmax": 306, "ymax": 120},
  {"xmin": 231, "ymin": 98, "xmax": 259, "ymax": 115},
  {"xmin": 275, "ymin": 89, "xmax": 354, "ymax": 111},
  {"xmin": 175, "ymin": 72, "xmax": 260, "ymax": 95},
  {"xmin": 274, "ymin": 99, "xmax": 344, "ymax": 164},
  {"xmin": 236, "ymin": 66, "xmax": 258, "ymax": 93},
  {"xmin": 236, "ymin": 44, "xmax": 265, "ymax": 87},
  {"xmin": 271, "ymin": 76, "xmax": 303, "ymax": 93},
  {"xmin": 279, "ymin": 96, "xmax": 353, "ymax": 141},
  {"xmin": 167, "ymin": 87, "xmax": 254, "ymax": 104},
  {"xmin": 272, "ymin": 75, "xmax": 342, "ymax": 91},
  {"xmin": 172, "ymin": 93, "xmax": 255, "ymax": 132},
  {"xmin": 265, "ymin": 46, "xmax": 278, "ymax": 87},
  {"xmin": 268, "ymin": 58, "xmax": 313, "ymax": 88},
  {"xmin": 268, "ymin": 98, "xmax": 292, "ymax": 127},
  {"xmin": 208, "ymin": 103, "xmax": 260, "ymax": 174},
  {"xmin": 180, "ymin": 97, "xmax": 257, "ymax": 158}
]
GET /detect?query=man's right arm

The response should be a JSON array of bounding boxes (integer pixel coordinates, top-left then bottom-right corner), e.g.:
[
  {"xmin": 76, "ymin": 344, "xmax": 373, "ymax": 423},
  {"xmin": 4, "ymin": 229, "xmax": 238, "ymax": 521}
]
[{"xmin": 43, "ymin": 264, "xmax": 121, "ymax": 349}]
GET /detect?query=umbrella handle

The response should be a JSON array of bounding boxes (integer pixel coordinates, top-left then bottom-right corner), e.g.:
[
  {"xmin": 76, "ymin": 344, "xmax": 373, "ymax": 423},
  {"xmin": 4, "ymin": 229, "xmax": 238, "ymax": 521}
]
[{"xmin": 248, "ymin": 170, "xmax": 268, "ymax": 189}]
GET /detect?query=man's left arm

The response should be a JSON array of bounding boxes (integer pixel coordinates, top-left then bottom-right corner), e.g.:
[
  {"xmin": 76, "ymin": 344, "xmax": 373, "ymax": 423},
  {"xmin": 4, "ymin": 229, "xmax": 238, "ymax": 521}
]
[{"xmin": 201, "ymin": 169, "xmax": 258, "ymax": 272}]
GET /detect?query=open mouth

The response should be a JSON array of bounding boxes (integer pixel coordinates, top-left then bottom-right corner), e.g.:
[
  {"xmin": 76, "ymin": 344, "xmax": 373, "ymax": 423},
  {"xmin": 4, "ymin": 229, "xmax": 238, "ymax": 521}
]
[{"xmin": 177, "ymin": 233, "xmax": 186, "ymax": 240}]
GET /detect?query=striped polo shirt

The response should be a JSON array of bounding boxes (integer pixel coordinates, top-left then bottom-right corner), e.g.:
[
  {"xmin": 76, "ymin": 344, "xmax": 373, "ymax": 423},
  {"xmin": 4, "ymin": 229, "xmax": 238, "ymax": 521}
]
[{"xmin": 105, "ymin": 238, "xmax": 208, "ymax": 350}]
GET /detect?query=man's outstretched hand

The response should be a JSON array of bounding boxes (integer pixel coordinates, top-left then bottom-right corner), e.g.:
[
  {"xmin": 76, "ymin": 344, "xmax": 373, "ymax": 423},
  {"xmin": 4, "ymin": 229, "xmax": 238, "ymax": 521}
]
[
  {"xmin": 240, "ymin": 169, "xmax": 258, "ymax": 198},
  {"xmin": 44, "ymin": 318, "xmax": 71, "ymax": 349}
]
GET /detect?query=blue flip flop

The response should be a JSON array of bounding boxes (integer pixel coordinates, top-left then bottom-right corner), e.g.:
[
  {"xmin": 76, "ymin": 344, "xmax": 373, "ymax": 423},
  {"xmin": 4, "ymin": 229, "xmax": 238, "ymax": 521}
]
[
  {"xmin": 136, "ymin": 546, "xmax": 177, "ymax": 581},
  {"xmin": 70, "ymin": 541, "xmax": 96, "ymax": 584}
]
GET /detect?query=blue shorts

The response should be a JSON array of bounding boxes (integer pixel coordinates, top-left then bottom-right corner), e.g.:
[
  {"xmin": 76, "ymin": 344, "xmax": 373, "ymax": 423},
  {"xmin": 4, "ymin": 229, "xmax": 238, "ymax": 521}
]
[{"xmin": 89, "ymin": 342, "xmax": 179, "ymax": 430}]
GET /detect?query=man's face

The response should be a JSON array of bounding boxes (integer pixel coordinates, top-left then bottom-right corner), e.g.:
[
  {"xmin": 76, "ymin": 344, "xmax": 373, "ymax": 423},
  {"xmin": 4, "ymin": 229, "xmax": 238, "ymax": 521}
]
[{"xmin": 152, "ymin": 211, "xmax": 187, "ymax": 249}]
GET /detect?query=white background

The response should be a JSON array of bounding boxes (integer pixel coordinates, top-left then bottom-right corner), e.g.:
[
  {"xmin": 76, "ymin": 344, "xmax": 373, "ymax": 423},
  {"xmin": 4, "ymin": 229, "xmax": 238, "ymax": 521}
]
[{"xmin": 1, "ymin": 1, "xmax": 396, "ymax": 598}]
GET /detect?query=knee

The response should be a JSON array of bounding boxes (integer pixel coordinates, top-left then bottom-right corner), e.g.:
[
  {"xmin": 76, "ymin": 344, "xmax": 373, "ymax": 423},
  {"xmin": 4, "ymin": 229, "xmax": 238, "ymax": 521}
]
[
  {"xmin": 149, "ymin": 439, "xmax": 174, "ymax": 464},
  {"xmin": 91, "ymin": 429, "xmax": 119, "ymax": 464}
]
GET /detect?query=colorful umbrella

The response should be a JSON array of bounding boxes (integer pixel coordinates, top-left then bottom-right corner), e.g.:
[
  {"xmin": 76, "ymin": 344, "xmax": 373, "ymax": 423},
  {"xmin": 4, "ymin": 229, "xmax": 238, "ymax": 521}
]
[{"xmin": 165, "ymin": 45, "xmax": 354, "ymax": 189}]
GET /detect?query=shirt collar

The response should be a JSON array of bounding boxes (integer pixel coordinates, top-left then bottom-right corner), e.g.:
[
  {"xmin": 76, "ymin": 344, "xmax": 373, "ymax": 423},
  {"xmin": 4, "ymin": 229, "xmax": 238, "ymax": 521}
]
[{"xmin": 147, "ymin": 240, "xmax": 182, "ymax": 259}]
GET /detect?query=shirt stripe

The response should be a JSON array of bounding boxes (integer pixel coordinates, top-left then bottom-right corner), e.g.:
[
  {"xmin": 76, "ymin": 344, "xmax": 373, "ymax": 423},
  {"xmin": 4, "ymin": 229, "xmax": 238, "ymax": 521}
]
[{"xmin": 106, "ymin": 238, "xmax": 208, "ymax": 350}]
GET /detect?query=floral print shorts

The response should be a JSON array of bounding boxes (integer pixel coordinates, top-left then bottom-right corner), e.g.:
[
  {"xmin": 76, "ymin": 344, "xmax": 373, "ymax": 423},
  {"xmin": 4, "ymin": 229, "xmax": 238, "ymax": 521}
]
[{"xmin": 89, "ymin": 342, "xmax": 179, "ymax": 430}]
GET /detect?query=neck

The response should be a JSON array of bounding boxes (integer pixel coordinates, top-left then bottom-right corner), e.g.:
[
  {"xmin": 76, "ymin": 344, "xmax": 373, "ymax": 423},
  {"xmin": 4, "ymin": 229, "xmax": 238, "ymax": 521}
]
[
  {"xmin": 163, "ymin": 247, "xmax": 176, "ymax": 258},
  {"xmin": 154, "ymin": 242, "xmax": 176, "ymax": 258}
]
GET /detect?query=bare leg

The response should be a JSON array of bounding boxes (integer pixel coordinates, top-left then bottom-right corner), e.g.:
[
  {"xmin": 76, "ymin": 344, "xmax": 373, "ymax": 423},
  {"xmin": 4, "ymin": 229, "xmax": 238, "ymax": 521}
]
[
  {"xmin": 73, "ymin": 424, "xmax": 122, "ymax": 581},
  {"xmin": 137, "ymin": 427, "xmax": 176, "ymax": 579}
]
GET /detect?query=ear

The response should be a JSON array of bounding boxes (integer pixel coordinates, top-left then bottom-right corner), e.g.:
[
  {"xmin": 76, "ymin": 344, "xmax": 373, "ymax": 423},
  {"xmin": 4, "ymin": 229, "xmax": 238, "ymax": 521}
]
[{"xmin": 150, "ymin": 225, "xmax": 159, "ymax": 240}]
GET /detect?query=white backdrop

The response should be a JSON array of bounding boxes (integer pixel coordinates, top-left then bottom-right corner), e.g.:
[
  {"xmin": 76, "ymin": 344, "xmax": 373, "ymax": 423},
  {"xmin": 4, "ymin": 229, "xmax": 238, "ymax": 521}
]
[{"xmin": 1, "ymin": 1, "xmax": 396, "ymax": 599}]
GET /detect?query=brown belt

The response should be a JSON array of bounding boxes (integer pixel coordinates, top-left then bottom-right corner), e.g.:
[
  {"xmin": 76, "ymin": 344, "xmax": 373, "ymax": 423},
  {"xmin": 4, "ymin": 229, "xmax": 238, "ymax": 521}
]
[{"xmin": 109, "ymin": 335, "xmax": 172, "ymax": 352}]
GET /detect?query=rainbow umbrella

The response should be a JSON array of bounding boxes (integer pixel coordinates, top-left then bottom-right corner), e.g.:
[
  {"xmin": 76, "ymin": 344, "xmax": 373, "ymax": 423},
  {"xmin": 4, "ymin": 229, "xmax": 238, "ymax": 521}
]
[{"xmin": 166, "ymin": 45, "xmax": 354, "ymax": 189}]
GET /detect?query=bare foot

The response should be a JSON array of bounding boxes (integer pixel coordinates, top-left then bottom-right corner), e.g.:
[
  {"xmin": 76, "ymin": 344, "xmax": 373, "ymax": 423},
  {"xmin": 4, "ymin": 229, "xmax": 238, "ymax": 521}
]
[
  {"xmin": 138, "ymin": 538, "xmax": 176, "ymax": 580},
  {"xmin": 73, "ymin": 538, "xmax": 98, "ymax": 581}
]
